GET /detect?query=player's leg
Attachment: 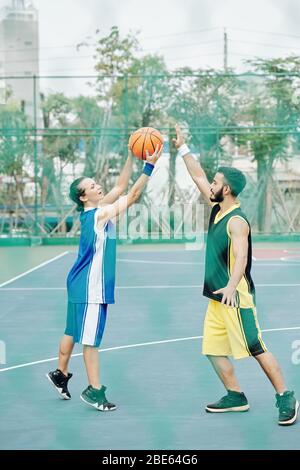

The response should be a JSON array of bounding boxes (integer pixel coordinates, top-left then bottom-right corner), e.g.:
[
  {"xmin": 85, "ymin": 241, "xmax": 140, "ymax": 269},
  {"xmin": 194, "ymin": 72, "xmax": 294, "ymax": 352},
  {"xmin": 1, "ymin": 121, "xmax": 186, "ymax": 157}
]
[
  {"xmin": 226, "ymin": 304, "xmax": 298, "ymax": 425},
  {"xmin": 254, "ymin": 351, "xmax": 286, "ymax": 393},
  {"xmin": 46, "ymin": 301, "xmax": 76, "ymax": 399},
  {"xmin": 203, "ymin": 301, "xmax": 249, "ymax": 412},
  {"xmin": 83, "ymin": 345, "xmax": 101, "ymax": 388},
  {"xmin": 79, "ymin": 304, "xmax": 116, "ymax": 411},
  {"xmin": 207, "ymin": 355, "xmax": 241, "ymax": 392},
  {"xmin": 58, "ymin": 334, "xmax": 74, "ymax": 375},
  {"xmin": 205, "ymin": 355, "xmax": 249, "ymax": 413},
  {"xmin": 255, "ymin": 351, "xmax": 299, "ymax": 425}
]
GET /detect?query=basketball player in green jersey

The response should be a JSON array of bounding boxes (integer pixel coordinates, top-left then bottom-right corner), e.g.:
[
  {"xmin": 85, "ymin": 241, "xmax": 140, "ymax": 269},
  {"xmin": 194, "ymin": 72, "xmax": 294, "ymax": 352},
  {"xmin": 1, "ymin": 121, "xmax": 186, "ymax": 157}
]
[{"xmin": 174, "ymin": 124, "xmax": 298, "ymax": 426}]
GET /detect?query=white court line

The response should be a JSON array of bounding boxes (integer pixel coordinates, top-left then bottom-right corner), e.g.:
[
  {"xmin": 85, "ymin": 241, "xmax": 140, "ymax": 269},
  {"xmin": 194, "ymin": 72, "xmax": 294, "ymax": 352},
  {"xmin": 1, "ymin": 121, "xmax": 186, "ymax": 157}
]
[
  {"xmin": 0, "ymin": 287, "xmax": 66, "ymax": 291},
  {"xmin": 281, "ymin": 257, "xmax": 300, "ymax": 261},
  {"xmin": 1, "ymin": 283, "xmax": 300, "ymax": 291},
  {"xmin": 0, "ymin": 326, "xmax": 300, "ymax": 374},
  {"xmin": 0, "ymin": 251, "xmax": 70, "ymax": 288},
  {"xmin": 117, "ymin": 258, "xmax": 300, "ymax": 267},
  {"xmin": 0, "ymin": 255, "xmax": 298, "ymax": 290},
  {"xmin": 118, "ymin": 258, "xmax": 200, "ymax": 265},
  {"xmin": 263, "ymin": 326, "xmax": 300, "ymax": 333},
  {"xmin": 254, "ymin": 263, "xmax": 300, "ymax": 266}
]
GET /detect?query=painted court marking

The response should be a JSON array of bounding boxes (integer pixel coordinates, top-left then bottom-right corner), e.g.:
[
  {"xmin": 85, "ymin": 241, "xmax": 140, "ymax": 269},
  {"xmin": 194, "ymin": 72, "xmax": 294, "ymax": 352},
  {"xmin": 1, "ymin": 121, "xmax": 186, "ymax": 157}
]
[
  {"xmin": 1, "ymin": 283, "xmax": 300, "ymax": 291},
  {"xmin": 118, "ymin": 258, "xmax": 201, "ymax": 265},
  {"xmin": 1, "ymin": 251, "xmax": 300, "ymax": 375},
  {"xmin": 118, "ymin": 258, "xmax": 300, "ymax": 267},
  {"xmin": 0, "ymin": 252, "xmax": 298, "ymax": 291},
  {"xmin": 0, "ymin": 251, "xmax": 69, "ymax": 288},
  {"xmin": 0, "ymin": 326, "xmax": 300, "ymax": 374},
  {"xmin": 0, "ymin": 252, "xmax": 299, "ymax": 292}
]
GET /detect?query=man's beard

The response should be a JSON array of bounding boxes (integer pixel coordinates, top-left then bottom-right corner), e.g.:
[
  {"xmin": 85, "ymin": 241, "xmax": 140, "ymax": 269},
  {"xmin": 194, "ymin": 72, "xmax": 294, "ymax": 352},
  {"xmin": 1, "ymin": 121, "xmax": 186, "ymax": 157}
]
[{"xmin": 210, "ymin": 187, "xmax": 224, "ymax": 203}]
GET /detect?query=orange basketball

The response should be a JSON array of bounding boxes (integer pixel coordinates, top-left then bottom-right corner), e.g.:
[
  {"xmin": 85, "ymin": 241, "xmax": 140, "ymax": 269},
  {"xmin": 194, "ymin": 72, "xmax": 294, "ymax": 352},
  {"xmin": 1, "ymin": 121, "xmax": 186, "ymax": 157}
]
[{"xmin": 128, "ymin": 127, "xmax": 164, "ymax": 160}]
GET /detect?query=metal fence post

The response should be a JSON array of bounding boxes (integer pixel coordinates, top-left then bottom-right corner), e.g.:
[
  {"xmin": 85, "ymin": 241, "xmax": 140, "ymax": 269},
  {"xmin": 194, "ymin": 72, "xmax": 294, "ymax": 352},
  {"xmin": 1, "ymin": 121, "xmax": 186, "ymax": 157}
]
[{"xmin": 33, "ymin": 75, "xmax": 38, "ymax": 235}]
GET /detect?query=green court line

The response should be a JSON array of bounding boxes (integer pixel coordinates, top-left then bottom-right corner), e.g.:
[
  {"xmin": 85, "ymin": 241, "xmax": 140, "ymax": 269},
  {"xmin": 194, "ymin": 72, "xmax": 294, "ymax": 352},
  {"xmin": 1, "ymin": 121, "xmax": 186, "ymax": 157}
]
[{"xmin": 1, "ymin": 326, "xmax": 299, "ymax": 374}]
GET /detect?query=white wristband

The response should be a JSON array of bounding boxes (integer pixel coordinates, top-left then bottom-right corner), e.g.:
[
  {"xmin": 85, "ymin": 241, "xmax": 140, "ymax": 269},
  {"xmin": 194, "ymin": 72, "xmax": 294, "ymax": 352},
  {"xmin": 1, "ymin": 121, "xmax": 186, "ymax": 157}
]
[{"xmin": 177, "ymin": 143, "xmax": 191, "ymax": 158}]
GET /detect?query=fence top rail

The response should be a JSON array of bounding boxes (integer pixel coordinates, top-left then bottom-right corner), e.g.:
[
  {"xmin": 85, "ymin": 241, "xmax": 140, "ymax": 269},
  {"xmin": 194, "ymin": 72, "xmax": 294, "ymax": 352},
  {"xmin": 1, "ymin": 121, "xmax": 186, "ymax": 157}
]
[
  {"xmin": 1, "ymin": 125, "xmax": 300, "ymax": 131},
  {"xmin": 1, "ymin": 72, "xmax": 300, "ymax": 79}
]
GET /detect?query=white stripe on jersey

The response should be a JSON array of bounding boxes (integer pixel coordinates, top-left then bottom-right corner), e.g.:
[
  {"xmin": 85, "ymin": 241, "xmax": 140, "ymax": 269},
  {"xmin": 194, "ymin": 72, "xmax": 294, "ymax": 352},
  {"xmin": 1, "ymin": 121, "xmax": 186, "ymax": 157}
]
[
  {"xmin": 81, "ymin": 303, "xmax": 100, "ymax": 346},
  {"xmin": 87, "ymin": 210, "xmax": 105, "ymax": 303}
]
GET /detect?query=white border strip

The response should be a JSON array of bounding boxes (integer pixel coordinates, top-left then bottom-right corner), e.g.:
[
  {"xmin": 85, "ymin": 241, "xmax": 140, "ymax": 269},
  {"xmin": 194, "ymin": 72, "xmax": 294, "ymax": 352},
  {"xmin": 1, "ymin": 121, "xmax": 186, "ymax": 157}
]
[
  {"xmin": 0, "ymin": 326, "xmax": 300, "ymax": 373},
  {"xmin": 1, "ymin": 283, "xmax": 300, "ymax": 291},
  {"xmin": 0, "ymin": 251, "xmax": 70, "ymax": 288},
  {"xmin": 118, "ymin": 259, "xmax": 201, "ymax": 265},
  {"xmin": 117, "ymin": 258, "xmax": 300, "ymax": 267}
]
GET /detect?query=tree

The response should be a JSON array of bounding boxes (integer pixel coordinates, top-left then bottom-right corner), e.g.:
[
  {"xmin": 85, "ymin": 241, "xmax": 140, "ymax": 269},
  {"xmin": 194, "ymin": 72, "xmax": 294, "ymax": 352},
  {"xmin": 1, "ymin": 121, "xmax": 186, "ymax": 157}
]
[
  {"xmin": 238, "ymin": 57, "xmax": 300, "ymax": 232},
  {"xmin": 92, "ymin": 27, "xmax": 170, "ymax": 187},
  {"xmin": 0, "ymin": 104, "xmax": 31, "ymax": 204},
  {"xmin": 71, "ymin": 95, "xmax": 105, "ymax": 177},
  {"xmin": 167, "ymin": 69, "xmax": 240, "ymax": 205},
  {"xmin": 0, "ymin": 103, "xmax": 34, "ymax": 234},
  {"xmin": 41, "ymin": 93, "xmax": 83, "ymax": 205}
]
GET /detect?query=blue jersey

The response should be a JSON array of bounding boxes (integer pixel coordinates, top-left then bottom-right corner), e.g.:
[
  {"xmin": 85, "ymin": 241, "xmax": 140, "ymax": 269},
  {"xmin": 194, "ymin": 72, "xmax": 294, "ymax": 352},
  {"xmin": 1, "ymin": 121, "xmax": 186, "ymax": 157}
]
[{"xmin": 67, "ymin": 208, "xmax": 116, "ymax": 304}]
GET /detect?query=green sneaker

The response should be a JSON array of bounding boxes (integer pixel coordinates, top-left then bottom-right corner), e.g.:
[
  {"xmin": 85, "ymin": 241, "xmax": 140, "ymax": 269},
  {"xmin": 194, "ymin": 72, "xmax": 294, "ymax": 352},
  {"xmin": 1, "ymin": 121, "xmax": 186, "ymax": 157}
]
[
  {"xmin": 206, "ymin": 390, "xmax": 250, "ymax": 413},
  {"xmin": 80, "ymin": 385, "xmax": 117, "ymax": 412},
  {"xmin": 276, "ymin": 391, "xmax": 299, "ymax": 426}
]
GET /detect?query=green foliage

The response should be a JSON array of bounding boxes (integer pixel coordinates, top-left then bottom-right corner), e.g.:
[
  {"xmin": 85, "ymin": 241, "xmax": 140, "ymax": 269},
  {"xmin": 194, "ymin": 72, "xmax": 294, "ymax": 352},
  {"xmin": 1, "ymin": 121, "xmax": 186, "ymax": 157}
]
[
  {"xmin": 93, "ymin": 27, "xmax": 170, "ymax": 128},
  {"xmin": 0, "ymin": 103, "xmax": 30, "ymax": 177},
  {"xmin": 94, "ymin": 26, "xmax": 139, "ymax": 75},
  {"xmin": 2, "ymin": 26, "xmax": 300, "ymax": 234},
  {"xmin": 167, "ymin": 69, "xmax": 240, "ymax": 181},
  {"xmin": 239, "ymin": 56, "xmax": 300, "ymax": 167}
]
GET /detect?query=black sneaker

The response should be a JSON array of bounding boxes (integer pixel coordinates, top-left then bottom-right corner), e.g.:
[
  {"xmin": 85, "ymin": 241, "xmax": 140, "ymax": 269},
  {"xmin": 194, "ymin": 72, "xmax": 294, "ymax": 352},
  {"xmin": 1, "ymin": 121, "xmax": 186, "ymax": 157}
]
[
  {"xmin": 206, "ymin": 390, "xmax": 250, "ymax": 413},
  {"xmin": 46, "ymin": 369, "xmax": 73, "ymax": 400},
  {"xmin": 276, "ymin": 391, "xmax": 299, "ymax": 426},
  {"xmin": 80, "ymin": 385, "xmax": 117, "ymax": 411}
]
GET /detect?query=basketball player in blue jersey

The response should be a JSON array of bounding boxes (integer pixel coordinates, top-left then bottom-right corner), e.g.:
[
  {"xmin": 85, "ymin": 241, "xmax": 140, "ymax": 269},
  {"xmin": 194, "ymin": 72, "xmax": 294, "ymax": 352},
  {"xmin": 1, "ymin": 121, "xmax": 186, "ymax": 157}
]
[
  {"xmin": 174, "ymin": 124, "xmax": 298, "ymax": 426},
  {"xmin": 47, "ymin": 145, "xmax": 162, "ymax": 411}
]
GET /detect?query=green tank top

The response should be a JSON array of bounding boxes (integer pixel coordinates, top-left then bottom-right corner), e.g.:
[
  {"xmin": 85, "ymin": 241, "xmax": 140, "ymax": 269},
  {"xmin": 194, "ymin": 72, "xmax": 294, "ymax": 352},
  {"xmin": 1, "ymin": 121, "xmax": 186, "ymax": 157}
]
[{"xmin": 203, "ymin": 203, "xmax": 256, "ymax": 307}]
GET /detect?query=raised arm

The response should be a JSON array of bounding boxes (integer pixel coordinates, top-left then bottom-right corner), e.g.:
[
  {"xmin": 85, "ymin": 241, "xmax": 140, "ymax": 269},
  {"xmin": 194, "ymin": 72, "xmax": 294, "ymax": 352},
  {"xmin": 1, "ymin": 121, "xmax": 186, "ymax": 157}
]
[
  {"xmin": 101, "ymin": 147, "xmax": 133, "ymax": 204},
  {"xmin": 97, "ymin": 145, "xmax": 162, "ymax": 224},
  {"xmin": 174, "ymin": 124, "xmax": 212, "ymax": 205}
]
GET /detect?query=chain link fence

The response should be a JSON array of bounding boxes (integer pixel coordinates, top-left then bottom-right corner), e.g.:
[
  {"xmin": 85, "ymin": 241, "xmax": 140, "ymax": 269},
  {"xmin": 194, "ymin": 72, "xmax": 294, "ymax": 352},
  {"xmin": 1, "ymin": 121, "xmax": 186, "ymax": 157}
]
[{"xmin": 1, "ymin": 72, "xmax": 300, "ymax": 242}]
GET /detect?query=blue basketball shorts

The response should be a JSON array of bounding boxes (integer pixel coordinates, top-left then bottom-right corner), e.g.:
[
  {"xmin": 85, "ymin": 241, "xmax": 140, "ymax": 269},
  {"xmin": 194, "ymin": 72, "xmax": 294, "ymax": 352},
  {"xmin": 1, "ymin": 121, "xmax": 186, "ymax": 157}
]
[{"xmin": 65, "ymin": 302, "xmax": 107, "ymax": 347}]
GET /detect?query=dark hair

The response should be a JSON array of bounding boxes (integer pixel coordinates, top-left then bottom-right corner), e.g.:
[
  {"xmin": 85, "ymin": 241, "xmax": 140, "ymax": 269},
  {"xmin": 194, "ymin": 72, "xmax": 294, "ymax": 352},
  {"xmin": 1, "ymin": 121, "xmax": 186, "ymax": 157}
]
[
  {"xmin": 69, "ymin": 177, "xmax": 86, "ymax": 212},
  {"xmin": 217, "ymin": 166, "xmax": 246, "ymax": 197}
]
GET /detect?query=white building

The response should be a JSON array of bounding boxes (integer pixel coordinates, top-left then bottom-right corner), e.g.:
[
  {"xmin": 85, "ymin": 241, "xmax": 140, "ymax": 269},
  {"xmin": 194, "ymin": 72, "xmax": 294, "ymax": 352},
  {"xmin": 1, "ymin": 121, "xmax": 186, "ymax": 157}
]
[{"xmin": 0, "ymin": 0, "xmax": 39, "ymax": 121}]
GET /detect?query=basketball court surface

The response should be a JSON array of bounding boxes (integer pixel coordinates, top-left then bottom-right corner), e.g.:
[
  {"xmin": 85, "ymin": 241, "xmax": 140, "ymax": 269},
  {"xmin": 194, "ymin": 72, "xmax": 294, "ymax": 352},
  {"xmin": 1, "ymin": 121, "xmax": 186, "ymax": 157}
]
[{"xmin": 0, "ymin": 244, "xmax": 300, "ymax": 450}]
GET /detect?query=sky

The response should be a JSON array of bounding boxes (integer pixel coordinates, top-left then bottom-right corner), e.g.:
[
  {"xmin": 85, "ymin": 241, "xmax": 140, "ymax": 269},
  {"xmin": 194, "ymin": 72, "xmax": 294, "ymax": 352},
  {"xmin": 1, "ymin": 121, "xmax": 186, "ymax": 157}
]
[{"xmin": 1, "ymin": 0, "xmax": 300, "ymax": 95}]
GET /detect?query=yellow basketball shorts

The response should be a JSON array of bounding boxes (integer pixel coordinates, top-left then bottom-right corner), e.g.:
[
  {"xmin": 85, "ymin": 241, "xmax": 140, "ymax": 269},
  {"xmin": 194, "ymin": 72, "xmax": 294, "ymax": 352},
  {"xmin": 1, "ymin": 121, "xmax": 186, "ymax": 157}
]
[{"xmin": 202, "ymin": 300, "xmax": 267, "ymax": 359}]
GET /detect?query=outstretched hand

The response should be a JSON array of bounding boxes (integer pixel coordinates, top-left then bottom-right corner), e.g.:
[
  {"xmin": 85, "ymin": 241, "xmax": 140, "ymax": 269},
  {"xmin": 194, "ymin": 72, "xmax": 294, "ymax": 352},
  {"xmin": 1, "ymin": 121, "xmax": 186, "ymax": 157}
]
[
  {"xmin": 145, "ymin": 144, "xmax": 163, "ymax": 165},
  {"xmin": 172, "ymin": 124, "xmax": 185, "ymax": 149}
]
